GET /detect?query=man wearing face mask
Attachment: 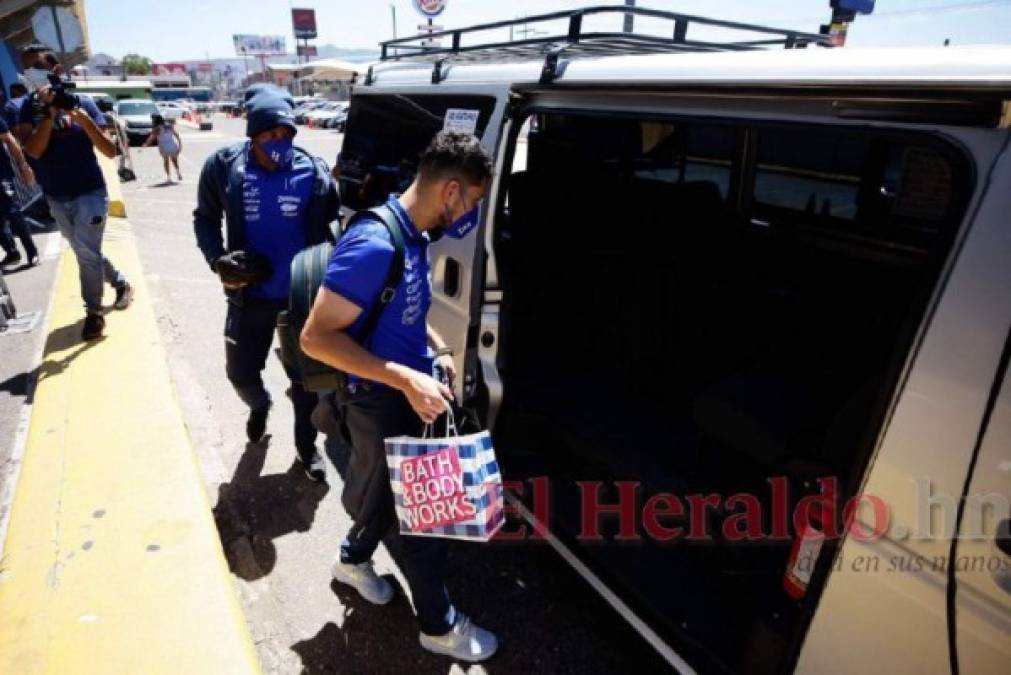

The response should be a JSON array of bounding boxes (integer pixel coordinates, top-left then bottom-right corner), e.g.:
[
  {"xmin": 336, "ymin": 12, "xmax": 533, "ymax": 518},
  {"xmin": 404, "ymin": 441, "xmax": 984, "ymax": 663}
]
[
  {"xmin": 299, "ymin": 131, "xmax": 497, "ymax": 662},
  {"xmin": 193, "ymin": 86, "xmax": 340, "ymax": 481},
  {"xmin": 18, "ymin": 49, "xmax": 133, "ymax": 341}
]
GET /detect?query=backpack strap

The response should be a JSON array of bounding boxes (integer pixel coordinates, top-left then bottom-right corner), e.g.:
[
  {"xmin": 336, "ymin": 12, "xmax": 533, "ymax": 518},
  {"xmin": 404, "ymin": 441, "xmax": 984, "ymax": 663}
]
[{"xmin": 344, "ymin": 203, "xmax": 405, "ymax": 348}]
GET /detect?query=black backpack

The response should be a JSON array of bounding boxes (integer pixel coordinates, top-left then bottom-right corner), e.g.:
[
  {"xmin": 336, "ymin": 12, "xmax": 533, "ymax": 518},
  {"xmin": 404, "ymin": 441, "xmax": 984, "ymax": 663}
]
[{"xmin": 276, "ymin": 203, "xmax": 405, "ymax": 392}]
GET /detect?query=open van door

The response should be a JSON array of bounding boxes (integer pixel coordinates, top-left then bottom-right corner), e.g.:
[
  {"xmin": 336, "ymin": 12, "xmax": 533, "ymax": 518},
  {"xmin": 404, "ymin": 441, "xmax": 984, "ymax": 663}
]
[{"xmin": 336, "ymin": 85, "xmax": 512, "ymax": 404}]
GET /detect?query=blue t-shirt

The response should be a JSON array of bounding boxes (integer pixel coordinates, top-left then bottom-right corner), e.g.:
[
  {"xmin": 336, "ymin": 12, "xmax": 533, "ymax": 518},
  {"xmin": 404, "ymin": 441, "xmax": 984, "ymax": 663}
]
[
  {"xmin": 243, "ymin": 145, "xmax": 313, "ymax": 300},
  {"xmin": 19, "ymin": 94, "xmax": 107, "ymax": 199},
  {"xmin": 323, "ymin": 196, "xmax": 433, "ymax": 380}
]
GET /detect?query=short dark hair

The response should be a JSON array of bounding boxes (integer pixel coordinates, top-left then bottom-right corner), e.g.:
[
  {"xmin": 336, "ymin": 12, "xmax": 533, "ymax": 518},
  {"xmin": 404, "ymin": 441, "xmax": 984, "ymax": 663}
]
[{"xmin": 417, "ymin": 131, "xmax": 493, "ymax": 187}]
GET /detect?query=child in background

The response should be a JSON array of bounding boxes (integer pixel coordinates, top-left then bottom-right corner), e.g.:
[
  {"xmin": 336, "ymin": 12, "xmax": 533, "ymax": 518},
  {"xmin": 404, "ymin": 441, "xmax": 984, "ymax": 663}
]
[{"xmin": 143, "ymin": 114, "xmax": 183, "ymax": 182}]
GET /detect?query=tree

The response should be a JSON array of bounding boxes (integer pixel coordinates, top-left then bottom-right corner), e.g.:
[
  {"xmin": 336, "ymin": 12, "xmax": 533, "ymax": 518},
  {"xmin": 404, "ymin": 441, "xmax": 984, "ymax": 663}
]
[{"xmin": 120, "ymin": 53, "xmax": 152, "ymax": 75}]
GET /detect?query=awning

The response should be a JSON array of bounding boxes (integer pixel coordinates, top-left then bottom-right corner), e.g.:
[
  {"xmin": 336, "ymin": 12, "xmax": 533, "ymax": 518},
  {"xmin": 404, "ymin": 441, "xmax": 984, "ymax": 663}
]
[{"xmin": 271, "ymin": 59, "xmax": 368, "ymax": 82}]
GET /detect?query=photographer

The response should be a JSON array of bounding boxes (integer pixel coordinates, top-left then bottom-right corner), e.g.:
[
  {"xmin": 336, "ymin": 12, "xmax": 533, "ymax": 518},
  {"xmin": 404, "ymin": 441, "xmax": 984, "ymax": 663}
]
[{"xmin": 17, "ymin": 51, "xmax": 133, "ymax": 340}]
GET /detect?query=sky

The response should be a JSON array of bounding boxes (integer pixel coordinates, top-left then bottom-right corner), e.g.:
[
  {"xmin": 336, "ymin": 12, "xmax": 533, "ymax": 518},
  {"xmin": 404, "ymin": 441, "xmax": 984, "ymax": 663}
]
[{"xmin": 85, "ymin": 0, "xmax": 1011, "ymax": 62}]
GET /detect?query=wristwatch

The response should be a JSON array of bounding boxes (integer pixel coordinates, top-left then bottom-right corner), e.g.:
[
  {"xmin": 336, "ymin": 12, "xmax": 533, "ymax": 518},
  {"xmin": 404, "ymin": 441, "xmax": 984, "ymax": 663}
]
[{"xmin": 436, "ymin": 347, "xmax": 454, "ymax": 358}]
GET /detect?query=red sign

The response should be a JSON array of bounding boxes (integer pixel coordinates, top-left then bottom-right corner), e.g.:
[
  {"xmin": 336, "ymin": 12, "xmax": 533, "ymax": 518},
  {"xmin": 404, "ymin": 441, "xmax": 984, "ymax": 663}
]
[
  {"xmin": 292, "ymin": 8, "xmax": 317, "ymax": 39},
  {"xmin": 297, "ymin": 45, "xmax": 318, "ymax": 58},
  {"xmin": 400, "ymin": 448, "xmax": 475, "ymax": 531},
  {"xmin": 414, "ymin": 0, "xmax": 447, "ymax": 18},
  {"xmin": 152, "ymin": 63, "xmax": 188, "ymax": 76}
]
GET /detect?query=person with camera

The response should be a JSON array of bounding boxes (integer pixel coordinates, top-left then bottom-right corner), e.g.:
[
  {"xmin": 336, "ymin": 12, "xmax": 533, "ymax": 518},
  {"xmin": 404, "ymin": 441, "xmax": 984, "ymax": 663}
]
[
  {"xmin": 17, "ymin": 53, "xmax": 133, "ymax": 340},
  {"xmin": 0, "ymin": 112, "xmax": 38, "ymax": 268},
  {"xmin": 299, "ymin": 131, "xmax": 498, "ymax": 662},
  {"xmin": 193, "ymin": 86, "xmax": 340, "ymax": 481}
]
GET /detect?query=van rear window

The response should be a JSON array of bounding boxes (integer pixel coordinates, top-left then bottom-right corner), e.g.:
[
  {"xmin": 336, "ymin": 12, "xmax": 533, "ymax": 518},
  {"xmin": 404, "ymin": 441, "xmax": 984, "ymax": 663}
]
[{"xmin": 338, "ymin": 94, "xmax": 496, "ymax": 211}]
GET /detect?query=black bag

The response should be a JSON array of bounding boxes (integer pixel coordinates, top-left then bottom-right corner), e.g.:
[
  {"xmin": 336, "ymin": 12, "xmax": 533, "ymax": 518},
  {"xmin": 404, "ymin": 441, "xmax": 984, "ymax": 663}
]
[{"xmin": 277, "ymin": 204, "xmax": 405, "ymax": 392}]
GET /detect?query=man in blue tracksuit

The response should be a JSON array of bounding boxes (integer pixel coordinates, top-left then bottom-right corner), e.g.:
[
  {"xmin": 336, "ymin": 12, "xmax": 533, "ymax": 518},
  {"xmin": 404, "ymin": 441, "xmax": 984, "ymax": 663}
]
[{"xmin": 193, "ymin": 86, "xmax": 340, "ymax": 481}]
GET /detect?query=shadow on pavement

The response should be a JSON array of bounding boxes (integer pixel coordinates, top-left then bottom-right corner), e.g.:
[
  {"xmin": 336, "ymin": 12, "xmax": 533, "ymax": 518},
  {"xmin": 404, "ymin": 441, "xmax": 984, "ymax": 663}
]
[
  {"xmin": 293, "ymin": 399, "xmax": 673, "ymax": 674},
  {"xmin": 213, "ymin": 435, "xmax": 330, "ymax": 581}
]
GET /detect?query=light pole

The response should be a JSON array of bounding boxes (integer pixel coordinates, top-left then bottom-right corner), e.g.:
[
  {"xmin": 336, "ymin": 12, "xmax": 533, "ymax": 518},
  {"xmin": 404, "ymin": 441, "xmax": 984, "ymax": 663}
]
[
  {"xmin": 391, "ymin": 4, "xmax": 397, "ymax": 39},
  {"xmin": 624, "ymin": 0, "xmax": 635, "ymax": 34}
]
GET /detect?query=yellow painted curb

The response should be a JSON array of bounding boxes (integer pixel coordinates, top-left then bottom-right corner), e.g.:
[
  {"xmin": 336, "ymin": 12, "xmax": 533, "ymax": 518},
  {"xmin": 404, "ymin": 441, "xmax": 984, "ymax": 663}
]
[
  {"xmin": 98, "ymin": 153, "xmax": 126, "ymax": 218},
  {"xmin": 0, "ymin": 220, "xmax": 261, "ymax": 674}
]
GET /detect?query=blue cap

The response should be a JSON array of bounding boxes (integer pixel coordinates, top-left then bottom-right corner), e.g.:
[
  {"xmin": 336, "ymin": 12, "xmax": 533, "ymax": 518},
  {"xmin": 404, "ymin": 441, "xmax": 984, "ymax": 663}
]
[{"xmin": 245, "ymin": 86, "xmax": 297, "ymax": 138}]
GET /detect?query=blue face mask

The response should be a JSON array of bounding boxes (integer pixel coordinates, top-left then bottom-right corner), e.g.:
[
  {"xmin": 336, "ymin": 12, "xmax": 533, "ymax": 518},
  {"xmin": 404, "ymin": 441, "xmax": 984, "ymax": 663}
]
[
  {"xmin": 443, "ymin": 190, "xmax": 480, "ymax": 240},
  {"xmin": 260, "ymin": 137, "xmax": 294, "ymax": 169}
]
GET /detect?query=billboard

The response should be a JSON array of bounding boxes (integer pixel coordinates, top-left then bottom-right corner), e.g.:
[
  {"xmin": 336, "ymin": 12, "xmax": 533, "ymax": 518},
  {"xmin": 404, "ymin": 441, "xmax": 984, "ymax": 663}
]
[
  {"xmin": 292, "ymin": 8, "xmax": 318, "ymax": 39},
  {"xmin": 297, "ymin": 45, "xmax": 318, "ymax": 58},
  {"xmin": 413, "ymin": 0, "xmax": 447, "ymax": 19},
  {"xmin": 152, "ymin": 63, "xmax": 188, "ymax": 76},
  {"xmin": 233, "ymin": 34, "xmax": 287, "ymax": 56}
]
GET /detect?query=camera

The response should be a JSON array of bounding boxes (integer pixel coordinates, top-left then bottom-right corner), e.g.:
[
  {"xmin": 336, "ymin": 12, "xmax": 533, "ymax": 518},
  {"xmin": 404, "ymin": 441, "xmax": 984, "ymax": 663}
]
[{"xmin": 46, "ymin": 73, "xmax": 79, "ymax": 111}]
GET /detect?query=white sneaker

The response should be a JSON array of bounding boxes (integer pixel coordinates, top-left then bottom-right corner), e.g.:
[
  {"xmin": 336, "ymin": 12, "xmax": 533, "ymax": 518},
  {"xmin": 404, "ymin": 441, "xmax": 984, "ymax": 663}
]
[
  {"xmin": 420, "ymin": 612, "xmax": 499, "ymax": 662},
  {"xmin": 331, "ymin": 560, "xmax": 394, "ymax": 605}
]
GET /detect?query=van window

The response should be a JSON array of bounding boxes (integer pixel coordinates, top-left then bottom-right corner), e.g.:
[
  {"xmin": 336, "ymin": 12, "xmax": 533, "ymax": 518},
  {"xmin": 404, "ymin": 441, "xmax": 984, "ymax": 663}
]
[
  {"xmin": 752, "ymin": 128, "xmax": 960, "ymax": 250},
  {"xmin": 338, "ymin": 94, "xmax": 496, "ymax": 211}
]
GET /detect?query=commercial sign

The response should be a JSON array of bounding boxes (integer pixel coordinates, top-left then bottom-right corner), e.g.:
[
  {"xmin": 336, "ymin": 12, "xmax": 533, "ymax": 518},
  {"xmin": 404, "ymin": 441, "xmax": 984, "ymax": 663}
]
[
  {"xmin": 233, "ymin": 34, "xmax": 287, "ymax": 56},
  {"xmin": 152, "ymin": 63, "xmax": 188, "ymax": 76},
  {"xmin": 413, "ymin": 0, "xmax": 447, "ymax": 19},
  {"xmin": 297, "ymin": 45, "xmax": 318, "ymax": 58},
  {"xmin": 292, "ymin": 8, "xmax": 318, "ymax": 39}
]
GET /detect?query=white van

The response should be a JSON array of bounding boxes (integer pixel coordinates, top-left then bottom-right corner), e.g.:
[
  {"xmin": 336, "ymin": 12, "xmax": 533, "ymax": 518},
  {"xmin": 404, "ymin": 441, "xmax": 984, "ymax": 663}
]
[{"xmin": 335, "ymin": 7, "xmax": 1011, "ymax": 673}]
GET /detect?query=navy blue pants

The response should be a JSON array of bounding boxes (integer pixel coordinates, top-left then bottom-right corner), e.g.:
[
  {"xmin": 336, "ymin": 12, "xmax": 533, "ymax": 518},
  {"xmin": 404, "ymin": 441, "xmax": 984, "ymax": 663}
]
[
  {"xmin": 224, "ymin": 297, "xmax": 317, "ymax": 452},
  {"xmin": 339, "ymin": 386, "xmax": 453, "ymax": 636}
]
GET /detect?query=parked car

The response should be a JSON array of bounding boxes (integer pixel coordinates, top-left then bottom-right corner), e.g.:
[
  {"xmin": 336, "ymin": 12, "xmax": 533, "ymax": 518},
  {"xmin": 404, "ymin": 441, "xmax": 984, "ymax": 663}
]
[
  {"xmin": 305, "ymin": 101, "xmax": 346, "ymax": 127},
  {"xmin": 333, "ymin": 7, "xmax": 1011, "ymax": 674},
  {"xmin": 115, "ymin": 99, "xmax": 159, "ymax": 145},
  {"xmin": 294, "ymin": 99, "xmax": 328, "ymax": 124},
  {"xmin": 155, "ymin": 101, "xmax": 188, "ymax": 121}
]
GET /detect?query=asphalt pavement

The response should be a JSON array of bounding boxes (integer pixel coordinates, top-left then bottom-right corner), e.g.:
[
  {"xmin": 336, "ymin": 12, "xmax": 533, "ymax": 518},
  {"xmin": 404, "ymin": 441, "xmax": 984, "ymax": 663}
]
[{"xmin": 3, "ymin": 115, "xmax": 673, "ymax": 675}]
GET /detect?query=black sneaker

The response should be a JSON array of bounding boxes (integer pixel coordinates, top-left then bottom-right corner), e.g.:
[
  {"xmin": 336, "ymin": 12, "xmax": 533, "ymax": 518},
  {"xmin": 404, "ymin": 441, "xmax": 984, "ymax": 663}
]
[
  {"xmin": 1, "ymin": 251, "xmax": 21, "ymax": 268},
  {"xmin": 82, "ymin": 313, "xmax": 105, "ymax": 341},
  {"xmin": 246, "ymin": 405, "xmax": 270, "ymax": 443},
  {"xmin": 114, "ymin": 281, "xmax": 134, "ymax": 310},
  {"xmin": 297, "ymin": 446, "xmax": 327, "ymax": 482}
]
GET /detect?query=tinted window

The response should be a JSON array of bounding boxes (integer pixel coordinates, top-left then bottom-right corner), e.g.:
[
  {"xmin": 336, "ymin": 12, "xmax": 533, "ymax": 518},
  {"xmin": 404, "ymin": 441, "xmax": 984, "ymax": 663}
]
[
  {"xmin": 529, "ymin": 114, "xmax": 735, "ymax": 199},
  {"xmin": 338, "ymin": 94, "xmax": 496, "ymax": 210},
  {"xmin": 752, "ymin": 128, "xmax": 962, "ymax": 250}
]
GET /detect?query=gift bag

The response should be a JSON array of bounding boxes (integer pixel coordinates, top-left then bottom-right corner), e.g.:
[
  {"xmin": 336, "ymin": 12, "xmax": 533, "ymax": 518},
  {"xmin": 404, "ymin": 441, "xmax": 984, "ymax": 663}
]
[{"xmin": 385, "ymin": 410, "xmax": 504, "ymax": 541}]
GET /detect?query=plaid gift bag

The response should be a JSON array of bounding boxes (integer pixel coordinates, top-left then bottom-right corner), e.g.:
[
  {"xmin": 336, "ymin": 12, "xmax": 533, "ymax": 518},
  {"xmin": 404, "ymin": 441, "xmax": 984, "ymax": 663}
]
[{"xmin": 385, "ymin": 410, "xmax": 505, "ymax": 541}]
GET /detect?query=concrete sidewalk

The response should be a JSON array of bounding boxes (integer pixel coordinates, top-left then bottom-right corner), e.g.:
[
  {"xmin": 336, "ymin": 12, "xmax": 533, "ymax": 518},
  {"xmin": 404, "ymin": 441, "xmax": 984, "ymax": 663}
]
[{"xmin": 0, "ymin": 217, "xmax": 260, "ymax": 673}]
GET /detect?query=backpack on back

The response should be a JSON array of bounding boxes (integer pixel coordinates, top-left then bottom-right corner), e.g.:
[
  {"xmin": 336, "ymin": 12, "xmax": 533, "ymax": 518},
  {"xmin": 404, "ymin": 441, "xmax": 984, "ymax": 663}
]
[{"xmin": 276, "ymin": 203, "xmax": 405, "ymax": 392}]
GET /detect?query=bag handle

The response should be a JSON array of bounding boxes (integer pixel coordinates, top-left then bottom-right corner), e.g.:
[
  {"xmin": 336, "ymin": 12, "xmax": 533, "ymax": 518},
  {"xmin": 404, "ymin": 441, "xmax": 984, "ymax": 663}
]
[{"xmin": 422, "ymin": 404, "xmax": 458, "ymax": 440}]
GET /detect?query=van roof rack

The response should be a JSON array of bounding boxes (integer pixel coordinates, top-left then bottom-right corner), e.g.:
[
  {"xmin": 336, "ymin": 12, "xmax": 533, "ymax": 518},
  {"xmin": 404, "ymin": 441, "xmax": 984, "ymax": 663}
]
[{"xmin": 379, "ymin": 5, "xmax": 831, "ymax": 75}]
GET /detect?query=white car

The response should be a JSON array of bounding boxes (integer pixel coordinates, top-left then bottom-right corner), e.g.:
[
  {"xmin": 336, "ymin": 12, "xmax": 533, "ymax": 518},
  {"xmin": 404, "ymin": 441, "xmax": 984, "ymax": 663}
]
[
  {"xmin": 155, "ymin": 101, "xmax": 189, "ymax": 120},
  {"xmin": 305, "ymin": 102, "xmax": 347, "ymax": 127}
]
